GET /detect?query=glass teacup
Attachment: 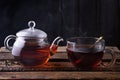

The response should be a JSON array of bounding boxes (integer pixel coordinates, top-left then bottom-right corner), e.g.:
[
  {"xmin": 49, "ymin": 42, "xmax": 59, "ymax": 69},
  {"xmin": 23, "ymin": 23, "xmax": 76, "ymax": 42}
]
[{"xmin": 66, "ymin": 37, "xmax": 116, "ymax": 69}]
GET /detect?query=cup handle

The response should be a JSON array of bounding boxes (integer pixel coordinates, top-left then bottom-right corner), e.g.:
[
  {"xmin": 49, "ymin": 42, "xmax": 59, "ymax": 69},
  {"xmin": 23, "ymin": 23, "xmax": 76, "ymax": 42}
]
[
  {"xmin": 4, "ymin": 35, "xmax": 16, "ymax": 51},
  {"xmin": 116, "ymin": 53, "xmax": 120, "ymax": 65},
  {"xmin": 100, "ymin": 48, "xmax": 116, "ymax": 68}
]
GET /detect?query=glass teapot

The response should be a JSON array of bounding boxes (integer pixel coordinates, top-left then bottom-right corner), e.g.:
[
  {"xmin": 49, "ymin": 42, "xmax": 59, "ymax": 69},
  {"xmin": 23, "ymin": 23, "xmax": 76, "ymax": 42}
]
[{"xmin": 4, "ymin": 21, "xmax": 63, "ymax": 66}]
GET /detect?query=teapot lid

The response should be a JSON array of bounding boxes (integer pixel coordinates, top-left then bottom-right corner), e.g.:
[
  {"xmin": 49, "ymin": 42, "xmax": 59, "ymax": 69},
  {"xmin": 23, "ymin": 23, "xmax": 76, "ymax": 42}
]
[{"xmin": 16, "ymin": 21, "xmax": 47, "ymax": 38}]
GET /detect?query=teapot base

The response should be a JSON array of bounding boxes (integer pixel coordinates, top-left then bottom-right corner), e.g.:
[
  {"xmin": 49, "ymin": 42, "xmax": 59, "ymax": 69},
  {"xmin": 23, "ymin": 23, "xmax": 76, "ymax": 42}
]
[
  {"xmin": 20, "ymin": 57, "xmax": 49, "ymax": 66},
  {"xmin": 13, "ymin": 56, "xmax": 50, "ymax": 66}
]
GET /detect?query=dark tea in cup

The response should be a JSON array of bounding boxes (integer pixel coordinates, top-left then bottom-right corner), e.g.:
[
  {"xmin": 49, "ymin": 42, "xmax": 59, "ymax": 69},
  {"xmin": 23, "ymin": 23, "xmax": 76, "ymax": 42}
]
[
  {"xmin": 67, "ymin": 46, "xmax": 104, "ymax": 69},
  {"xmin": 66, "ymin": 37, "xmax": 116, "ymax": 69}
]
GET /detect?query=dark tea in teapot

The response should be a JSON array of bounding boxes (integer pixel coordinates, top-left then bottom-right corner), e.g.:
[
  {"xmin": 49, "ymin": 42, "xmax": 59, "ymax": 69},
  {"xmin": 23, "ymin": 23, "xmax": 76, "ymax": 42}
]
[{"xmin": 13, "ymin": 43, "xmax": 57, "ymax": 66}]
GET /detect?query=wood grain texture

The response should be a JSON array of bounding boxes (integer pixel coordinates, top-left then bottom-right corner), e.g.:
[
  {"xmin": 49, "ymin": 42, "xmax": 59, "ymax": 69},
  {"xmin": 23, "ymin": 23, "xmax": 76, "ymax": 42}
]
[
  {"xmin": 0, "ymin": 72, "xmax": 120, "ymax": 79},
  {"xmin": 0, "ymin": 46, "xmax": 120, "ymax": 79}
]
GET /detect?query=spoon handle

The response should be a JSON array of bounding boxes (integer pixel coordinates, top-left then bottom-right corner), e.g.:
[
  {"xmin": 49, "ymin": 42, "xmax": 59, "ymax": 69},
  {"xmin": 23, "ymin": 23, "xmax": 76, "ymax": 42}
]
[
  {"xmin": 96, "ymin": 36, "xmax": 103, "ymax": 43},
  {"xmin": 90, "ymin": 36, "xmax": 103, "ymax": 48}
]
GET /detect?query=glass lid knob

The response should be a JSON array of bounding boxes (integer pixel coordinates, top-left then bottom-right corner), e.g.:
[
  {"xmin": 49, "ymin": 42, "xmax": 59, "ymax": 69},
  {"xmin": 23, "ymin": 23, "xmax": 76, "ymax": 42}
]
[{"xmin": 28, "ymin": 21, "xmax": 36, "ymax": 30}]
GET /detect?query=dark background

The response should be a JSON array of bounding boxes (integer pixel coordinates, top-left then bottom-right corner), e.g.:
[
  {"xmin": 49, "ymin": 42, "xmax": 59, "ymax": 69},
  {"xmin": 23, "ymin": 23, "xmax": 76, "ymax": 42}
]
[{"xmin": 0, "ymin": 0, "xmax": 120, "ymax": 49}]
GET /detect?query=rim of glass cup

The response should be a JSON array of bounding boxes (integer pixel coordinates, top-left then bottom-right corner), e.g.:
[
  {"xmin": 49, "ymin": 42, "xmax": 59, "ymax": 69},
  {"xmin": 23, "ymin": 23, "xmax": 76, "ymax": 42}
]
[
  {"xmin": 68, "ymin": 36, "xmax": 105, "ymax": 40},
  {"xmin": 66, "ymin": 37, "xmax": 105, "ymax": 53},
  {"xmin": 66, "ymin": 37, "xmax": 105, "ymax": 46},
  {"xmin": 66, "ymin": 37, "xmax": 99, "ymax": 41}
]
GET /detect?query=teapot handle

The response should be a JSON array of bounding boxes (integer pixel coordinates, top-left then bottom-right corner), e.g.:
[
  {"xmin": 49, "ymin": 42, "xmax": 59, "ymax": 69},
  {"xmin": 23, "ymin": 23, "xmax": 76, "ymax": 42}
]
[
  {"xmin": 4, "ymin": 35, "xmax": 16, "ymax": 51},
  {"xmin": 50, "ymin": 36, "xmax": 64, "ymax": 55}
]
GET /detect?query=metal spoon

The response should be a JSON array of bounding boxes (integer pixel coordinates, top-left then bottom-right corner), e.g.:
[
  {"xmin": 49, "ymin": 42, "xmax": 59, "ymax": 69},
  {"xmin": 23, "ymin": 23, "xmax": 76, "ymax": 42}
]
[{"xmin": 90, "ymin": 36, "xmax": 103, "ymax": 48}]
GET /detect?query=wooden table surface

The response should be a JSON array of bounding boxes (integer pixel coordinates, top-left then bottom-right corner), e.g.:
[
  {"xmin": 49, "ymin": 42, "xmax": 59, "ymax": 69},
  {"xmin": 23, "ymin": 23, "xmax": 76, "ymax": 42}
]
[{"xmin": 0, "ymin": 46, "xmax": 120, "ymax": 79}]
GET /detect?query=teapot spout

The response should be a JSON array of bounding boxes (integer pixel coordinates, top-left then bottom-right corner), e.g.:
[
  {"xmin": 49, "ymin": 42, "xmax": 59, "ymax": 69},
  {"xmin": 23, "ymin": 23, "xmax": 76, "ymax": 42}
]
[{"xmin": 50, "ymin": 36, "xmax": 64, "ymax": 55}]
